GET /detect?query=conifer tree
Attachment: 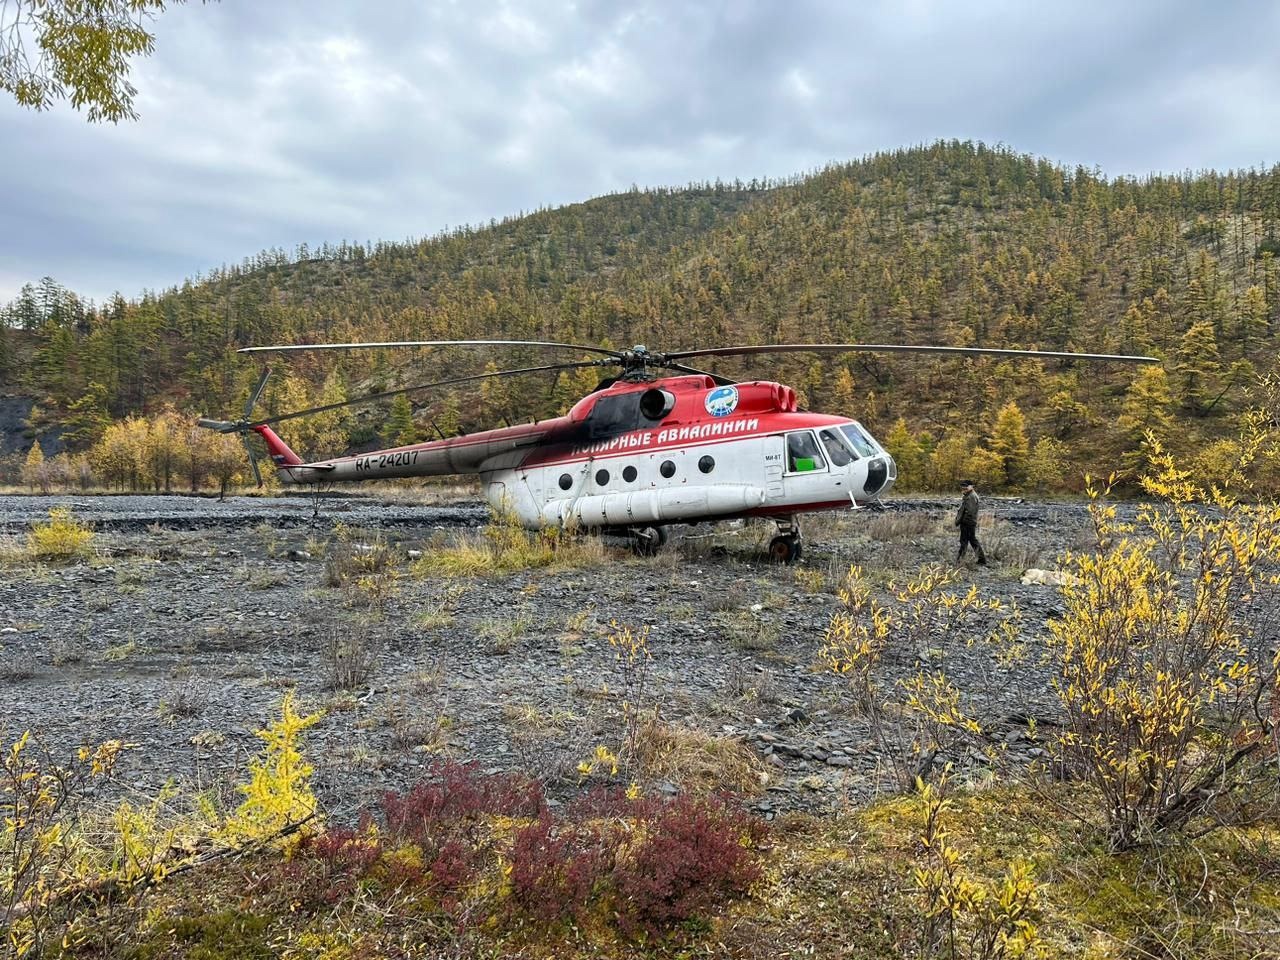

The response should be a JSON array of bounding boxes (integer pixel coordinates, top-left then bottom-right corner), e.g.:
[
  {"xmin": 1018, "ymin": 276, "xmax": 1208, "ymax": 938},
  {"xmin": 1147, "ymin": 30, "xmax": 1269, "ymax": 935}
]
[
  {"xmin": 436, "ymin": 393, "xmax": 461, "ymax": 438},
  {"xmin": 1118, "ymin": 366, "xmax": 1175, "ymax": 472},
  {"xmin": 62, "ymin": 382, "xmax": 111, "ymax": 447},
  {"xmin": 989, "ymin": 401, "xmax": 1030, "ymax": 488},
  {"xmin": 142, "ymin": 409, "xmax": 183, "ymax": 492},
  {"xmin": 830, "ymin": 367, "xmax": 856, "ymax": 414},
  {"xmin": 550, "ymin": 371, "xmax": 578, "ymax": 415},
  {"xmin": 1175, "ymin": 320, "xmax": 1222, "ymax": 415},
  {"xmin": 276, "ymin": 371, "xmax": 349, "ymax": 461},
  {"xmin": 387, "ymin": 393, "xmax": 416, "ymax": 446},
  {"xmin": 1026, "ymin": 437, "xmax": 1067, "ymax": 492},
  {"xmin": 1239, "ymin": 285, "xmax": 1268, "ymax": 357},
  {"xmin": 480, "ymin": 361, "xmax": 514, "ymax": 424},
  {"xmin": 22, "ymin": 440, "xmax": 45, "ymax": 492},
  {"xmin": 883, "ymin": 418, "xmax": 924, "ymax": 491}
]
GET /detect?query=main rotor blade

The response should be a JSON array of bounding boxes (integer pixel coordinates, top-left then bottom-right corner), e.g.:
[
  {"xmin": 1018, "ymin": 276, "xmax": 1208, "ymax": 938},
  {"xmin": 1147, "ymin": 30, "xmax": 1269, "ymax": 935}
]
[
  {"xmin": 241, "ymin": 433, "xmax": 263, "ymax": 487},
  {"xmin": 243, "ymin": 366, "xmax": 271, "ymax": 420},
  {"xmin": 663, "ymin": 343, "xmax": 1162, "ymax": 364},
  {"xmin": 239, "ymin": 339, "xmax": 625, "ymax": 360},
  {"xmin": 661, "ymin": 361, "xmax": 735, "ymax": 385},
  {"xmin": 247, "ymin": 360, "xmax": 605, "ymax": 429}
]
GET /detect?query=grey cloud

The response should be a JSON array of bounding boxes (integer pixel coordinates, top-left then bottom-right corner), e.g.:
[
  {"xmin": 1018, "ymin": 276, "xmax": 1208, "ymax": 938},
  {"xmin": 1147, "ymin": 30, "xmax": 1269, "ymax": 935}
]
[{"xmin": 1, "ymin": 0, "xmax": 1278, "ymax": 304}]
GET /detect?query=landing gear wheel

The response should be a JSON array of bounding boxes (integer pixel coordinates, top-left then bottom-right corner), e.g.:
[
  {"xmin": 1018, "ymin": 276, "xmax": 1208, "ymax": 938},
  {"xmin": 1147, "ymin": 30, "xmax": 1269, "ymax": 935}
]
[
  {"xmin": 631, "ymin": 525, "xmax": 668, "ymax": 557},
  {"xmin": 768, "ymin": 534, "xmax": 802, "ymax": 564}
]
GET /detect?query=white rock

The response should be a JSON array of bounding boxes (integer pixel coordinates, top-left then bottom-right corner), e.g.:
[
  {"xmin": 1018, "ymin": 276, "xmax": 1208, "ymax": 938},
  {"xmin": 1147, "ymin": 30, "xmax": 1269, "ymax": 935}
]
[{"xmin": 1020, "ymin": 568, "xmax": 1079, "ymax": 587}]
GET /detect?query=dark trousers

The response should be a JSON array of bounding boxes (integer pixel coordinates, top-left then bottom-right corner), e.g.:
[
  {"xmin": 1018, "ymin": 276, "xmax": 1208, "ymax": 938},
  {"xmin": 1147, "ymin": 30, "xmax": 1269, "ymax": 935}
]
[{"xmin": 957, "ymin": 522, "xmax": 985, "ymax": 562}]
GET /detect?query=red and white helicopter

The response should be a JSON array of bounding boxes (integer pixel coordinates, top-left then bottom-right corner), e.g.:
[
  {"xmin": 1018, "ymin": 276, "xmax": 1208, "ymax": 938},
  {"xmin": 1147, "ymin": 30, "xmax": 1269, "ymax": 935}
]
[{"xmin": 198, "ymin": 340, "xmax": 1158, "ymax": 562}]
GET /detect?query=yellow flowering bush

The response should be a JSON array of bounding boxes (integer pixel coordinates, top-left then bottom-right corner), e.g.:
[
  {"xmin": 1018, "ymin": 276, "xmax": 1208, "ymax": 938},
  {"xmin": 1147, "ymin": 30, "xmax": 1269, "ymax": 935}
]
[
  {"xmin": 822, "ymin": 565, "xmax": 1019, "ymax": 789},
  {"xmin": 1049, "ymin": 436, "xmax": 1280, "ymax": 849},
  {"xmin": 913, "ymin": 778, "xmax": 1041, "ymax": 959}
]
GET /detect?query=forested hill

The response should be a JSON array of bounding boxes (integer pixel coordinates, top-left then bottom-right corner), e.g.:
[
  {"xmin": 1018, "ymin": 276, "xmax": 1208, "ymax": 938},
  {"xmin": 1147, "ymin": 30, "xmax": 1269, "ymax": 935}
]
[{"xmin": 3, "ymin": 141, "xmax": 1279, "ymax": 493}]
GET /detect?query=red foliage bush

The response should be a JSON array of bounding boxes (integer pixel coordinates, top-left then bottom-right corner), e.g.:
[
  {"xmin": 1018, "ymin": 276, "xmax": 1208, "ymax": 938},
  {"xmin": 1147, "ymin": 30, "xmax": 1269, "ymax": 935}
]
[
  {"xmin": 378, "ymin": 761, "xmax": 545, "ymax": 897},
  {"xmin": 305, "ymin": 825, "xmax": 381, "ymax": 880},
  {"xmin": 291, "ymin": 764, "xmax": 768, "ymax": 937},
  {"xmin": 381, "ymin": 760, "xmax": 544, "ymax": 847},
  {"xmin": 611, "ymin": 793, "xmax": 768, "ymax": 937},
  {"xmin": 507, "ymin": 810, "xmax": 616, "ymax": 923}
]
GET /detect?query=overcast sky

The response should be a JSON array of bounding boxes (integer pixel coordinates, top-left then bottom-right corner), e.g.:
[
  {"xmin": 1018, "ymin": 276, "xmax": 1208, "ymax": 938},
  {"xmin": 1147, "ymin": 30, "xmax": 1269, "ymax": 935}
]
[{"xmin": 2, "ymin": 0, "xmax": 1277, "ymax": 306}]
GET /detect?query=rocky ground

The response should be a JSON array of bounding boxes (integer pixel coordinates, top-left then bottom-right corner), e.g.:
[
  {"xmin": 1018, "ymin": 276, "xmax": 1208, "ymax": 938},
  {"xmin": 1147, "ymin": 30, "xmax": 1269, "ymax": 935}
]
[{"xmin": 0, "ymin": 492, "xmax": 1107, "ymax": 822}]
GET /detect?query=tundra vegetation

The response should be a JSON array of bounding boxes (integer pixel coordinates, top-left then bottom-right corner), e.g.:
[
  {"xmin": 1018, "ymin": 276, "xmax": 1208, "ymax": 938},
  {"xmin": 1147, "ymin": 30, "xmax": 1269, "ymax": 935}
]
[{"xmin": 2, "ymin": 429, "xmax": 1279, "ymax": 958}]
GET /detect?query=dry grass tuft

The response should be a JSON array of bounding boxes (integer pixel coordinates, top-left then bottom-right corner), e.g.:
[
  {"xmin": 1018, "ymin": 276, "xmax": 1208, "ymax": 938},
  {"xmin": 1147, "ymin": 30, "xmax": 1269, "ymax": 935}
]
[
  {"xmin": 411, "ymin": 512, "xmax": 608, "ymax": 578},
  {"xmin": 631, "ymin": 717, "xmax": 767, "ymax": 795},
  {"xmin": 865, "ymin": 511, "xmax": 940, "ymax": 542}
]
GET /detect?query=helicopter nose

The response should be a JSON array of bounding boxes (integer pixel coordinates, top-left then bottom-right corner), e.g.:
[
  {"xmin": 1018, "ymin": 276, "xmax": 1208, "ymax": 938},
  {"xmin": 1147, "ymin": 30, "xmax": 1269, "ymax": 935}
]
[{"xmin": 862, "ymin": 454, "xmax": 895, "ymax": 496}]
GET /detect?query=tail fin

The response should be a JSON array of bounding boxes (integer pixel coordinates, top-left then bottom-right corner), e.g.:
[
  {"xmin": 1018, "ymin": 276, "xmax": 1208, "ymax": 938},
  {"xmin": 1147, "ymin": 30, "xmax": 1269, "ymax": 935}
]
[{"xmin": 252, "ymin": 425, "xmax": 303, "ymax": 467}]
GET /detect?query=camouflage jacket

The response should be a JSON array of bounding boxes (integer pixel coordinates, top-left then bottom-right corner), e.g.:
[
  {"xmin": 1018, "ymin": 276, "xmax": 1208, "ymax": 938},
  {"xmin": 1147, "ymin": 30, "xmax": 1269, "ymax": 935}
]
[{"xmin": 956, "ymin": 490, "xmax": 980, "ymax": 526}]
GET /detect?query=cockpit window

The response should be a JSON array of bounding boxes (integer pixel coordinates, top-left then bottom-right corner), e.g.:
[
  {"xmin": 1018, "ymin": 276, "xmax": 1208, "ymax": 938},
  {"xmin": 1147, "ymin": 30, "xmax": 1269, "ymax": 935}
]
[
  {"xmin": 840, "ymin": 423, "xmax": 879, "ymax": 458},
  {"xmin": 786, "ymin": 431, "xmax": 827, "ymax": 472},
  {"xmin": 820, "ymin": 429, "xmax": 854, "ymax": 466}
]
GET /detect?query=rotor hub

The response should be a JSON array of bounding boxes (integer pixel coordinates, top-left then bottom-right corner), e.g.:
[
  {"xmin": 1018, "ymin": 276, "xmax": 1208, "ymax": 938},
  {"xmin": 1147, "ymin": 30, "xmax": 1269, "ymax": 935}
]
[{"xmin": 618, "ymin": 344, "xmax": 665, "ymax": 381}]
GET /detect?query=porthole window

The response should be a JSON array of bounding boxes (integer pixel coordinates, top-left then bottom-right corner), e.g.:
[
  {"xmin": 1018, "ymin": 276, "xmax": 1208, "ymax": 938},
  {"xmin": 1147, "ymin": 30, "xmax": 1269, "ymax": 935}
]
[
  {"xmin": 558, "ymin": 473, "xmax": 573, "ymax": 491},
  {"xmin": 622, "ymin": 465, "xmax": 638, "ymax": 483},
  {"xmin": 595, "ymin": 468, "xmax": 610, "ymax": 486},
  {"xmin": 698, "ymin": 455, "xmax": 715, "ymax": 474},
  {"xmin": 659, "ymin": 460, "xmax": 676, "ymax": 479}
]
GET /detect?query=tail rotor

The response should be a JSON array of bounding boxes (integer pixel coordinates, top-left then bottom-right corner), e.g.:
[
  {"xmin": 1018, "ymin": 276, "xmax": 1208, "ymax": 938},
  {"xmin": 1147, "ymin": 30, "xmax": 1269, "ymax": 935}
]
[{"xmin": 196, "ymin": 367, "xmax": 271, "ymax": 487}]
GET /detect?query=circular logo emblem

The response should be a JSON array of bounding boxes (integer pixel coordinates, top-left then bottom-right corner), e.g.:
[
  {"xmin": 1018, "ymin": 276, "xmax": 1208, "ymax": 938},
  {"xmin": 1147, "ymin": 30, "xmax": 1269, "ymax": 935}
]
[{"xmin": 704, "ymin": 385, "xmax": 739, "ymax": 417}]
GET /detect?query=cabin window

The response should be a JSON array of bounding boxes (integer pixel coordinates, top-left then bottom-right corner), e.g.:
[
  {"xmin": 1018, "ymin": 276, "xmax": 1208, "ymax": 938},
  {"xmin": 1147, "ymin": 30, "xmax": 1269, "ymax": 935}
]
[
  {"xmin": 698, "ymin": 455, "xmax": 715, "ymax": 474},
  {"xmin": 840, "ymin": 423, "xmax": 879, "ymax": 458},
  {"xmin": 622, "ymin": 465, "xmax": 638, "ymax": 482},
  {"xmin": 820, "ymin": 429, "xmax": 854, "ymax": 467},
  {"xmin": 586, "ymin": 392, "xmax": 644, "ymax": 440},
  {"xmin": 659, "ymin": 459, "xmax": 676, "ymax": 479},
  {"xmin": 595, "ymin": 469, "xmax": 610, "ymax": 486},
  {"xmin": 558, "ymin": 473, "xmax": 573, "ymax": 491},
  {"xmin": 786, "ymin": 431, "xmax": 827, "ymax": 473}
]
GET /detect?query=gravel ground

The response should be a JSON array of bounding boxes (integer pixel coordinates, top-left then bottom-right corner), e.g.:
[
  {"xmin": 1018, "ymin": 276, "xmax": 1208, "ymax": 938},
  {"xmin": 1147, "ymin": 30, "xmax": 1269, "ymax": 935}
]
[{"xmin": 0, "ymin": 492, "xmax": 1104, "ymax": 821}]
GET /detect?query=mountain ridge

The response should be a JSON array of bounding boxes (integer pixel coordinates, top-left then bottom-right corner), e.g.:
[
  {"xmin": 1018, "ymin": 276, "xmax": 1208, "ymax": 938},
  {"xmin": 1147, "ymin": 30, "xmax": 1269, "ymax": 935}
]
[{"xmin": 2, "ymin": 140, "xmax": 1278, "ymax": 491}]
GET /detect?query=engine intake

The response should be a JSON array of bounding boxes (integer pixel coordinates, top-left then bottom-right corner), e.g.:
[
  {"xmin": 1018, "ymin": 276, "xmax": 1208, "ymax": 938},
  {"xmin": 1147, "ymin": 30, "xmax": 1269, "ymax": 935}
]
[{"xmin": 639, "ymin": 387, "xmax": 676, "ymax": 420}]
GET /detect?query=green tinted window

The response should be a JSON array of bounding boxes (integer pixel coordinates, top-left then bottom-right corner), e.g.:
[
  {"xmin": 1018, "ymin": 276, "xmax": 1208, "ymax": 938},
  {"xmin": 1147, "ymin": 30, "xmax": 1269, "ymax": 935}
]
[{"xmin": 786, "ymin": 431, "xmax": 826, "ymax": 472}]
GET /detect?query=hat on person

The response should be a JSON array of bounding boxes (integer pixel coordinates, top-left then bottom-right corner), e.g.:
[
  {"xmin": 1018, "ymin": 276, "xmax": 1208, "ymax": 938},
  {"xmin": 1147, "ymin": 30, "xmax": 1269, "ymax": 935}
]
[{"xmin": 959, "ymin": 479, "xmax": 975, "ymax": 488}]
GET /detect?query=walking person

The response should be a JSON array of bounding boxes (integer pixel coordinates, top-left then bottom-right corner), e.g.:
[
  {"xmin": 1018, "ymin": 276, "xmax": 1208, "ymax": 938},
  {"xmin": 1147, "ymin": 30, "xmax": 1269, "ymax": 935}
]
[{"xmin": 955, "ymin": 480, "xmax": 987, "ymax": 565}]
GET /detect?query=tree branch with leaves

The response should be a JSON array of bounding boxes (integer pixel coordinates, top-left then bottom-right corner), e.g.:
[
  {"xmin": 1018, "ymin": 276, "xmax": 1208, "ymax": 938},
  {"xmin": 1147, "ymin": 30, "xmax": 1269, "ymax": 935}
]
[{"xmin": 0, "ymin": 0, "xmax": 213, "ymax": 122}]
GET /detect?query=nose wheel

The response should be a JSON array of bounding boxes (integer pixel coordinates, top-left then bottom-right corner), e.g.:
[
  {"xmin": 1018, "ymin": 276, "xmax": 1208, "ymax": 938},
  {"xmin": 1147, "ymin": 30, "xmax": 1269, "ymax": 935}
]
[
  {"xmin": 768, "ymin": 518, "xmax": 803, "ymax": 564},
  {"xmin": 630, "ymin": 525, "xmax": 668, "ymax": 557}
]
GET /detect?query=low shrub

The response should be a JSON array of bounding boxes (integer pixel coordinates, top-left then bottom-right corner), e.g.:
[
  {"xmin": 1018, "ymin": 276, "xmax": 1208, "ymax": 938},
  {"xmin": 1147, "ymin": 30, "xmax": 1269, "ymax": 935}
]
[
  {"xmin": 129, "ymin": 912, "xmax": 275, "ymax": 960},
  {"xmin": 611, "ymin": 792, "xmax": 769, "ymax": 937},
  {"xmin": 1049, "ymin": 457, "xmax": 1280, "ymax": 849},
  {"xmin": 291, "ymin": 763, "xmax": 768, "ymax": 940},
  {"xmin": 381, "ymin": 761, "xmax": 545, "ymax": 844},
  {"xmin": 507, "ymin": 810, "xmax": 615, "ymax": 924},
  {"xmin": 27, "ymin": 507, "xmax": 95, "ymax": 560}
]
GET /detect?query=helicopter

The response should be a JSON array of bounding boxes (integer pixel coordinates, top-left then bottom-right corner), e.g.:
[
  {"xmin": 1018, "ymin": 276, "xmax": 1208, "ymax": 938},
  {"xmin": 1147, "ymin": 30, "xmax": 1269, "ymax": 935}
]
[{"xmin": 197, "ymin": 340, "xmax": 1159, "ymax": 563}]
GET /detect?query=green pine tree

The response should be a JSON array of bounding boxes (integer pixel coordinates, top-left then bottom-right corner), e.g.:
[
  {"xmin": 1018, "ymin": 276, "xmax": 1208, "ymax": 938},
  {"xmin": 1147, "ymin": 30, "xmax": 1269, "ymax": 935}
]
[
  {"xmin": 387, "ymin": 393, "xmax": 416, "ymax": 446},
  {"xmin": 1175, "ymin": 320, "xmax": 1222, "ymax": 416},
  {"xmin": 62, "ymin": 382, "xmax": 112, "ymax": 447}
]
